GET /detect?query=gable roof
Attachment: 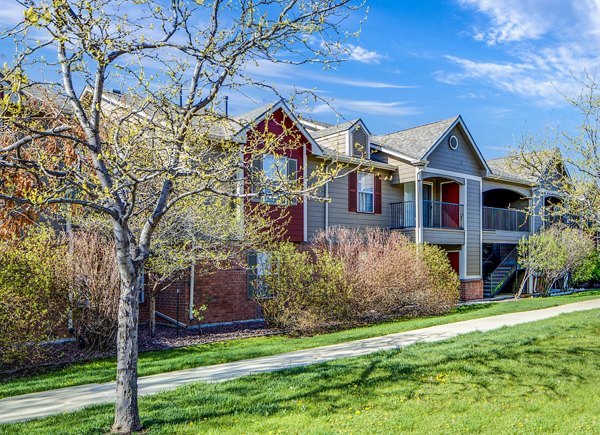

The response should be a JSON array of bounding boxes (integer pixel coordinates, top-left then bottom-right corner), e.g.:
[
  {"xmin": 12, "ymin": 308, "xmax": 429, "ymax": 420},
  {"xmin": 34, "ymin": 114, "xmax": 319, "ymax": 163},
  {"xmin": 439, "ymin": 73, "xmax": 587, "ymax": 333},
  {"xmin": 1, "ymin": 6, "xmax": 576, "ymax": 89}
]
[
  {"xmin": 371, "ymin": 115, "xmax": 490, "ymax": 174},
  {"xmin": 487, "ymin": 148, "xmax": 569, "ymax": 186},
  {"xmin": 371, "ymin": 116, "xmax": 458, "ymax": 161}
]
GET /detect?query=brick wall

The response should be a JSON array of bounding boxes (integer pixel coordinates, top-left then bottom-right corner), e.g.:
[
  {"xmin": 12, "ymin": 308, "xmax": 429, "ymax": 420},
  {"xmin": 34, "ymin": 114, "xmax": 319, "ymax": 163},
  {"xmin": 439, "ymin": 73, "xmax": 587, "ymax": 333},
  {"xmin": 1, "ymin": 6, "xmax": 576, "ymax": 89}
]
[
  {"xmin": 460, "ymin": 279, "xmax": 483, "ymax": 301},
  {"xmin": 140, "ymin": 265, "xmax": 261, "ymax": 327}
]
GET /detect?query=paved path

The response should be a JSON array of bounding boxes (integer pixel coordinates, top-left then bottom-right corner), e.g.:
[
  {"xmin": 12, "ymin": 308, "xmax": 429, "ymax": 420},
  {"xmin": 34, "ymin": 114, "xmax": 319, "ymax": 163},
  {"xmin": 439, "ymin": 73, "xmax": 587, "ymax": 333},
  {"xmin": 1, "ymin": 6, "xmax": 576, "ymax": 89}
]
[{"xmin": 2, "ymin": 298, "xmax": 600, "ymax": 425}]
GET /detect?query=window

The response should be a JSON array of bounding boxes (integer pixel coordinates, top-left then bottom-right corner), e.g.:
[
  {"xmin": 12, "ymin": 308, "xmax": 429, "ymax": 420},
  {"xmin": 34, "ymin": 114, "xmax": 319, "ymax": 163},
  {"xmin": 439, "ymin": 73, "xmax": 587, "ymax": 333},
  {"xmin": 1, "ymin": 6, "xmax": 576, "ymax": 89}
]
[
  {"xmin": 255, "ymin": 154, "xmax": 298, "ymax": 205},
  {"xmin": 357, "ymin": 172, "xmax": 374, "ymax": 213},
  {"xmin": 247, "ymin": 251, "xmax": 273, "ymax": 299}
]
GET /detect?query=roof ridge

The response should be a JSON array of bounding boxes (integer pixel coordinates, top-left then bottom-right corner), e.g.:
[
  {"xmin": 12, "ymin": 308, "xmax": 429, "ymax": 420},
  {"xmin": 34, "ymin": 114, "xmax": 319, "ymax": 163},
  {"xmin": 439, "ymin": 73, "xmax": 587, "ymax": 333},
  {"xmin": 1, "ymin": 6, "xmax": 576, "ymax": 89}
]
[{"xmin": 375, "ymin": 115, "xmax": 459, "ymax": 138}]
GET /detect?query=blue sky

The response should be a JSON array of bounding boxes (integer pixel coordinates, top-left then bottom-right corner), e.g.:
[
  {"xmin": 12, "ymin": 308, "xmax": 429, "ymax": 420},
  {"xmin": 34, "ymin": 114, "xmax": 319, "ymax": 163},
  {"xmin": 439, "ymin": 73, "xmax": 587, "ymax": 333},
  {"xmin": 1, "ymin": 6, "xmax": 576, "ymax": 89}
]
[
  {"xmin": 240, "ymin": 0, "xmax": 599, "ymax": 158},
  {"xmin": 1, "ymin": 0, "xmax": 597, "ymax": 159}
]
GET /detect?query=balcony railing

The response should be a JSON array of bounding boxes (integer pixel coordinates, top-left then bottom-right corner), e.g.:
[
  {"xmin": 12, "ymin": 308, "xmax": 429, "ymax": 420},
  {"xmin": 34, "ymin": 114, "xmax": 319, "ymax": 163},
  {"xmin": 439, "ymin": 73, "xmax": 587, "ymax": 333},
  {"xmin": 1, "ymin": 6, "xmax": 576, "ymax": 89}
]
[
  {"xmin": 483, "ymin": 206, "xmax": 529, "ymax": 232},
  {"xmin": 390, "ymin": 201, "xmax": 416, "ymax": 229},
  {"xmin": 390, "ymin": 201, "xmax": 464, "ymax": 229}
]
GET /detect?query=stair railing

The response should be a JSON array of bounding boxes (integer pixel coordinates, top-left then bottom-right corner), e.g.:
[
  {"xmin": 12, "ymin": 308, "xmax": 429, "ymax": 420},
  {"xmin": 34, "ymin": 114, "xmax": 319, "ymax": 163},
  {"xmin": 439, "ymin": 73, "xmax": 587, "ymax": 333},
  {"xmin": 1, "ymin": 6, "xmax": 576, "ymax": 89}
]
[{"xmin": 486, "ymin": 247, "xmax": 519, "ymax": 297}]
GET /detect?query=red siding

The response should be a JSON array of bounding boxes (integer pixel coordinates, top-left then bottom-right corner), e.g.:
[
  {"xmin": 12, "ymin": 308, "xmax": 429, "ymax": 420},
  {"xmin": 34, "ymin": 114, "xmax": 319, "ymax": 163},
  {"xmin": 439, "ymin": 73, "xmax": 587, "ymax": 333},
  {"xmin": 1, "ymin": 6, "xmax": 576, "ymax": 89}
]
[{"xmin": 246, "ymin": 108, "xmax": 306, "ymax": 242}]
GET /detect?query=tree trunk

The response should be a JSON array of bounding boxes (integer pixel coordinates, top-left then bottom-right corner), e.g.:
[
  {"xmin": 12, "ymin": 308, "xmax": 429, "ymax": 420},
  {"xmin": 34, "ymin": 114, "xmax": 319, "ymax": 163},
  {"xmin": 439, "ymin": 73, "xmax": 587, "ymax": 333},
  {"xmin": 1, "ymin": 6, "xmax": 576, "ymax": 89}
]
[
  {"xmin": 112, "ymin": 241, "xmax": 142, "ymax": 433},
  {"xmin": 150, "ymin": 295, "xmax": 156, "ymax": 337}
]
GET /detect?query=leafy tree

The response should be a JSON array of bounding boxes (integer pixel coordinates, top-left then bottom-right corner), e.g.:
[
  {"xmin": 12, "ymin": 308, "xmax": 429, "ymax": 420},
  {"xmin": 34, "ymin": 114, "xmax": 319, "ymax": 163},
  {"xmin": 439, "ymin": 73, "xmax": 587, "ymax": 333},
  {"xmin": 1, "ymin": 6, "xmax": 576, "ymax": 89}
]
[
  {"xmin": 518, "ymin": 225, "xmax": 594, "ymax": 295},
  {"xmin": 0, "ymin": 0, "xmax": 359, "ymax": 431},
  {"xmin": 513, "ymin": 74, "xmax": 600, "ymax": 230}
]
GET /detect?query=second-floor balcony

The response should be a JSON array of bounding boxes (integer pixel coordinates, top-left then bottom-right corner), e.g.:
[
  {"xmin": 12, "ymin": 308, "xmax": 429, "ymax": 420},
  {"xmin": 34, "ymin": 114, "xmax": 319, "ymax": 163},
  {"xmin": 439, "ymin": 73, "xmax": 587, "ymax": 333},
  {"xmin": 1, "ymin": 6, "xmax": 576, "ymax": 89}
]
[
  {"xmin": 483, "ymin": 206, "xmax": 529, "ymax": 232},
  {"xmin": 391, "ymin": 201, "xmax": 464, "ymax": 230}
]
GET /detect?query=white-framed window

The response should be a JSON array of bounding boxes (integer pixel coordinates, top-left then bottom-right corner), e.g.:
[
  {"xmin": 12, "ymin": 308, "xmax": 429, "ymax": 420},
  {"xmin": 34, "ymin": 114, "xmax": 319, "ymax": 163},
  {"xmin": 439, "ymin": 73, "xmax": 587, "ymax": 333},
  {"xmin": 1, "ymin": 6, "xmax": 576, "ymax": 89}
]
[
  {"xmin": 257, "ymin": 154, "xmax": 298, "ymax": 205},
  {"xmin": 357, "ymin": 172, "xmax": 374, "ymax": 213},
  {"xmin": 247, "ymin": 251, "xmax": 273, "ymax": 299}
]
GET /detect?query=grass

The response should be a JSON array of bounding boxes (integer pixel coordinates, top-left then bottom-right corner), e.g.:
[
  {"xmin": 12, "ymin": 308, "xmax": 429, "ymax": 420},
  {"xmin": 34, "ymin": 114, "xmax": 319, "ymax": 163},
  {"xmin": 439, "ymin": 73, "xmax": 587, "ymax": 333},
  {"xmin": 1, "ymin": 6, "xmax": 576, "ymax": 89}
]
[
  {"xmin": 4, "ymin": 305, "xmax": 600, "ymax": 433},
  {"xmin": 1, "ymin": 290, "xmax": 600, "ymax": 401}
]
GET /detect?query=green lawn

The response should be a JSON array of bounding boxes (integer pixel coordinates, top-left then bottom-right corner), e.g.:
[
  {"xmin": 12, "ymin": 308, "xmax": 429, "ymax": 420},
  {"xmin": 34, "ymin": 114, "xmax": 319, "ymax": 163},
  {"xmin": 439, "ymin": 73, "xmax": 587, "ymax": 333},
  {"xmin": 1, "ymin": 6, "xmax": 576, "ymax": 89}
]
[
  {"xmin": 1, "ymin": 290, "xmax": 600, "ymax": 401},
  {"xmin": 4, "ymin": 305, "xmax": 600, "ymax": 434}
]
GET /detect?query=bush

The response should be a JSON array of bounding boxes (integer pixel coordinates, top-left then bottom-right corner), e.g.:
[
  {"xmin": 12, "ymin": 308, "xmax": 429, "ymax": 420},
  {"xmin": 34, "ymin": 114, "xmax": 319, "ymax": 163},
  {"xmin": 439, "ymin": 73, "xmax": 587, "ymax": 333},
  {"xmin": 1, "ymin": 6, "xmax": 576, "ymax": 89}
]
[
  {"xmin": 66, "ymin": 228, "xmax": 120, "ymax": 350},
  {"xmin": 572, "ymin": 250, "xmax": 600, "ymax": 287},
  {"xmin": 257, "ymin": 228, "xmax": 459, "ymax": 333},
  {"xmin": 0, "ymin": 227, "xmax": 68, "ymax": 368},
  {"xmin": 256, "ymin": 243, "xmax": 348, "ymax": 331}
]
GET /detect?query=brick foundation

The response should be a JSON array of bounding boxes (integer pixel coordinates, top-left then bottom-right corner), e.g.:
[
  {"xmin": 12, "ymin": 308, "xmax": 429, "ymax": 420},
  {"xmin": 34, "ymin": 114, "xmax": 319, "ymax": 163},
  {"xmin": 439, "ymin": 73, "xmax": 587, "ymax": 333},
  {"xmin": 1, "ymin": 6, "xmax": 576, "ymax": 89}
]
[{"xmin": 460, "ymin": 279, "xmax": 484, "ymax": 301}]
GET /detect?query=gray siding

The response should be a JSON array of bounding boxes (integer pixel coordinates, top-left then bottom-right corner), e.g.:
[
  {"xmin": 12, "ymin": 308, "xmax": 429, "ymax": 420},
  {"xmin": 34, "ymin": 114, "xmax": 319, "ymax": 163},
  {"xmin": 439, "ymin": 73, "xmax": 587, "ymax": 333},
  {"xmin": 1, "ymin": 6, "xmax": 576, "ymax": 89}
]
[
  {"xmin": 482, "ymin": 179, "xmax": 531, "ymax": 197},
  {"xmin": 466, "ymin": 179, "xmax": 481, "ymax": 276},
  {"xmin": 315, "ymin": 131, "xmax": 347, "ymax": 154},
  {"xmin": 423, "ymin": 229, "xmax": 464, "ymax": 245},
  {"xmin": 482, "ymin": 230, "xmax": 528, "ymax": 244},
  {"xmin": 351, "ymin": 127, "xmax": 368, "ymax": 157},
  {"xmin": 427, "ymin": 126, "xmax": 485, "ymax": 177},
  {"xmin": 388, "ymin": 156, "xmax": 415, "ymax": 184},
  {"xmin": 305, "ymin": 158, "xmax": 403, "ymax": 240}
]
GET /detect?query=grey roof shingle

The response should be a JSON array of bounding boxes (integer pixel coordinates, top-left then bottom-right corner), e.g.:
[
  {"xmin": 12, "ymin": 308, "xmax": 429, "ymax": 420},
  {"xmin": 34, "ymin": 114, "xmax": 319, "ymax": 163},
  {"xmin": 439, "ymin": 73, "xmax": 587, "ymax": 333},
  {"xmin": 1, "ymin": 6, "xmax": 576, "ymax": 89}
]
[
  {"xmin": 309, "ymin": 120, "xmax": 359, "ymax": 139},
  {"xmin": 371, "ymin": 116, "xmax": 459, "ymax": 160}
]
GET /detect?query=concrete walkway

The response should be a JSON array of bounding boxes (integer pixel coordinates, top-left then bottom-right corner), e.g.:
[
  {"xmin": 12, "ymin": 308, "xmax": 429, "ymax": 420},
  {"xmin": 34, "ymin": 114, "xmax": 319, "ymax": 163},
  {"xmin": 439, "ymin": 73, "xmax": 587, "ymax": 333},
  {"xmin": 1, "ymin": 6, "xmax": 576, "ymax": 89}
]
[{"xmin": 2, "ymin": 298, "xmax": 600, "ymax": 425}]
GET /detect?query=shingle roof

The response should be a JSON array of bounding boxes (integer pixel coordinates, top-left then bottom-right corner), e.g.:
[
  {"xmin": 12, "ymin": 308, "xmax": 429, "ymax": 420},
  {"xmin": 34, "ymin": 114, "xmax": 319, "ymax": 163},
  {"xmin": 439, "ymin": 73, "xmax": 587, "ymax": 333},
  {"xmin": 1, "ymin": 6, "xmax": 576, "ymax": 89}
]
[
  {"xmin": 487, "ymin": 156, "xmax": 536, "ymax": 183},
  {"xmin": 371, "ymin": 116, "xmax": 459, "ymax": 160},
  {"xmin": 310, "ymin": 120, "xmax": 359, "ymax": 139}
]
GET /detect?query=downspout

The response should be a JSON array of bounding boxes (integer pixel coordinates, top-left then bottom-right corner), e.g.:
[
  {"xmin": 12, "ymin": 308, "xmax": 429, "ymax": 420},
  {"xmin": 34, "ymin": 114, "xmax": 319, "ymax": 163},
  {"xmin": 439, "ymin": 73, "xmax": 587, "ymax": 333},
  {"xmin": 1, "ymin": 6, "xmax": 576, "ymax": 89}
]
[
  {"xmin": 189, "ymin": 261, "xmax": 195, "ymax": 321},
  {"xmin": 324, "ymin": 160, "xmax": 335, "ymax": 237}
]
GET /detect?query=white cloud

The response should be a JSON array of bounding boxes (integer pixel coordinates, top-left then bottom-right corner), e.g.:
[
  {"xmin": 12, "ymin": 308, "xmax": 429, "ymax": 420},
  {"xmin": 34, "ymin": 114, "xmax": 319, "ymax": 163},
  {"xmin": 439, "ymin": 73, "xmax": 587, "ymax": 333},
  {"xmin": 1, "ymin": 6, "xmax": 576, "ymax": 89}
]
[
  {"xmin": 439, "ymin": 1, "xmax": 600, "ymax": 106},
  {"xmin": 245, "ymin": 59, "xmax": 414, "ymax": 89},
  {"xmin": 458, "ymin": 0, "xmax": 572, "ymax": 45},
  {"xmin": 0, "ymin": 0, "xmax": 24, "ymax": 25},
  {"xmin": 312, "ymin": 98, "xmax": 419, "ymax": 117},
  {"xmin": 346, "ymin": 44, "xmax": 385, "ymax": 64}
]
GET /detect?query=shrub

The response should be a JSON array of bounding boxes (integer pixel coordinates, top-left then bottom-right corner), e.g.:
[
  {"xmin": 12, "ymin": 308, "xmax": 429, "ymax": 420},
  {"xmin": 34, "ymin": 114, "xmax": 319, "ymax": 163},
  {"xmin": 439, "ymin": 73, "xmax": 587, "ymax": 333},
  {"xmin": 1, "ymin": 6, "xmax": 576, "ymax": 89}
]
[
  {"xmin": 257, "ymin": 228, "xmax": 460, "ymax": 333},
  {"xmin": 0, "ymin": 226, "xmax": 68, "ymax": 368},
  {"xmin": 315, "ymin": 227, "xmax": 459, "ymax": 318},
  {"xmin": 256, "ymin": 243, "xmax": 348, "ymax": 331},
  {"xmin": 572, "ymin": 250, "xmax": 600, "ymax": 287},
  {"xmin": 66, "ymin": 228, "xmax": 120, "ymax": 350}
]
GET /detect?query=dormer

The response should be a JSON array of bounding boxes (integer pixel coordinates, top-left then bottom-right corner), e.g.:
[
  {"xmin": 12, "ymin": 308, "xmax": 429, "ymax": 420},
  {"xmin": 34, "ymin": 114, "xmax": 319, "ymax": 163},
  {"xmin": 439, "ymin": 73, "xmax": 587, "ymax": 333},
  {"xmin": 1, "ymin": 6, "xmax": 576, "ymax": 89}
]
[{"xmin": 347, "ymin": 120, "xmax": 371, "ymax": 159}]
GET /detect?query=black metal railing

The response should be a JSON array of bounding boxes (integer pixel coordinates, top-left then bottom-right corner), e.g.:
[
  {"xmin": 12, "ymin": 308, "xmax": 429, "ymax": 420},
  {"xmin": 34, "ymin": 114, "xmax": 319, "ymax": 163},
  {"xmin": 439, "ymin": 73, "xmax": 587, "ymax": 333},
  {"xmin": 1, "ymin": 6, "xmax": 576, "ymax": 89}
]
[
  {"xmin": 483, "ymin": 206, "xmax": 529, "ymax": 232},
  {"xmin": 390, "ymin": 201, "xmax": 464, "ymax": 229},
  {"xmin": 423, "ymin": 200, "xmax": 464, "ymax": 229},
  {"xmin": 390, "ymin": 201, "xmax": 416, "ymax": 229}
]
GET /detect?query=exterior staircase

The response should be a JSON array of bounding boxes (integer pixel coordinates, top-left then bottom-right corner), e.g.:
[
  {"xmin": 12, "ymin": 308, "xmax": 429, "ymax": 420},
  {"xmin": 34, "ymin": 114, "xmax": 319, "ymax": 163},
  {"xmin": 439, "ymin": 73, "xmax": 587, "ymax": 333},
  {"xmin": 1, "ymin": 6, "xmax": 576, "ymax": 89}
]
[{"xmin": 483, "ymin": 247, "xmax": 519, "ymax": 298}]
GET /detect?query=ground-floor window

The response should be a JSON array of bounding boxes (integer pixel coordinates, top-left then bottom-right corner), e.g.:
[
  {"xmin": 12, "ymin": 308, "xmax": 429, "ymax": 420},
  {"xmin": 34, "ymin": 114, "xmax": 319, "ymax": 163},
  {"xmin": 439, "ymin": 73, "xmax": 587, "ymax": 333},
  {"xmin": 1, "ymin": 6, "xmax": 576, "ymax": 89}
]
[{"xmin": 247, "ymin": 251, "xmax": 272, "ymax": 298}]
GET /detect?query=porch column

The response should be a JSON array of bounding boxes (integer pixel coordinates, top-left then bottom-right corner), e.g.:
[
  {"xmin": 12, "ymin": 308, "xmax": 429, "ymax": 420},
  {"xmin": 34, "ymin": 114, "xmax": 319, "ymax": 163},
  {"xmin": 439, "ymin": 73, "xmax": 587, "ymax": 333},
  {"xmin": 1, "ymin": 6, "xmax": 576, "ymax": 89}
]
[{"xmin": 415, "ymin": 167, "xmax": 424, "ymax": 244}]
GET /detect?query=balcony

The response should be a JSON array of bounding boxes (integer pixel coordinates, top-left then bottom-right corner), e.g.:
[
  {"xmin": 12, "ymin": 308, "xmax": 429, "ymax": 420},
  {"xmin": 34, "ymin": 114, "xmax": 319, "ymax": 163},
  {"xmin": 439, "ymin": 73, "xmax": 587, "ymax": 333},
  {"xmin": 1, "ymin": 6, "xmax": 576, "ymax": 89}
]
[
  {"xmin": 391, "ymin": 201, "xmax": 464, "ymax": 230},
  {"xmin": 483, "ymin": 206, "xmax": 529, "ymax": 232}
]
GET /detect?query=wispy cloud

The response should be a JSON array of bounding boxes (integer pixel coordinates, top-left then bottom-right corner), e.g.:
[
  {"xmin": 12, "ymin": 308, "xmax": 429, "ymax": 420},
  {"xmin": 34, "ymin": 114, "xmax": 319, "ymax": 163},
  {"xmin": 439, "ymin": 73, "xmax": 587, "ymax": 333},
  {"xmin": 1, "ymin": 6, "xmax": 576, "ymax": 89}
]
[
  {"xmin": 245, "ymin": 59, "xmax": 415, "ymax": 89},
  {"xmin": 345, "ymin": 44, "xmax": 385, "ymax": 64},
  {"xmin": 0, "ymin": 0, "xmax": 24, "ymax": 25},
  {"xmin": 312, "ymin": 98, "xmax": 419, "ymax": 117},
  {"xmin": 438, "ymin": 1, "xmax": 600, "ymax": 106}
]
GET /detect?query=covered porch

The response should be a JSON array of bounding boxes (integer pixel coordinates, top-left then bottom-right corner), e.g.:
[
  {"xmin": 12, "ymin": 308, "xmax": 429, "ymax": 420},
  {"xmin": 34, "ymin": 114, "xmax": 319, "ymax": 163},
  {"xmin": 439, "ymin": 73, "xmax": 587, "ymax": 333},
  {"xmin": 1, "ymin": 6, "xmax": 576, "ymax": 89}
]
[{"xmin": 390, "ymin": 175, "xmax": 464, "ymax": 230}]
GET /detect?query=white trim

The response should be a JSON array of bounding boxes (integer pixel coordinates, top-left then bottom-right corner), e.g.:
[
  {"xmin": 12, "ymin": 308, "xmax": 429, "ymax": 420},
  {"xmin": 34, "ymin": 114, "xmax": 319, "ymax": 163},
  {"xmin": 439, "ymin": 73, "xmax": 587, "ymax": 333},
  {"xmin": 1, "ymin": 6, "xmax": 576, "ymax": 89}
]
[
  {"xmin": 233, "ymin": 100, "xmax": 325, "ymax": 156},
  {"xmin": 462, "ymin": 181, "xmax": 468, "ymax": 279},
  {"xmin": 415, "ymin": 167, "xmax": 423, "ymax": 244},
  {"xmin": 372, "ymin": 145, "xmax": 423, "ymax": 164},
  {"xmin": 464, "ymin": 275, "xmax": 482, "ymax": 280},
  {"xmin": 303, "ymin": 143, "xmax": 308, "ymax": 242},
  {"xmin": 479, "ymin": 179, "xmax": 483, "ymax": 277},
  {"xmin": 446, "ymin": 248, "xmax": 463, "ymax": 279},
  {"xmin": 422, "ymin": 166, "xmax": 482, "ymax": 181},
  {"xmin": 357, "ymin": 171, "xmax": 375, "ymax": 214},
  {"xmin": 345, "ymin": 130, "xmax": 351, "ymax": 156}
]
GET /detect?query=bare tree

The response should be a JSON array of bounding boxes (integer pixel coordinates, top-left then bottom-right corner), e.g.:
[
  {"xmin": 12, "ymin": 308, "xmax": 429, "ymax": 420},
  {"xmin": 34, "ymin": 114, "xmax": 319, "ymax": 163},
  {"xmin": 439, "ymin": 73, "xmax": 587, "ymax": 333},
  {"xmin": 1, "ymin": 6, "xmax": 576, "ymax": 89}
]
[{"xmin": 0, "ymin": 0, "xmax": 360, "ymax": 431}]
